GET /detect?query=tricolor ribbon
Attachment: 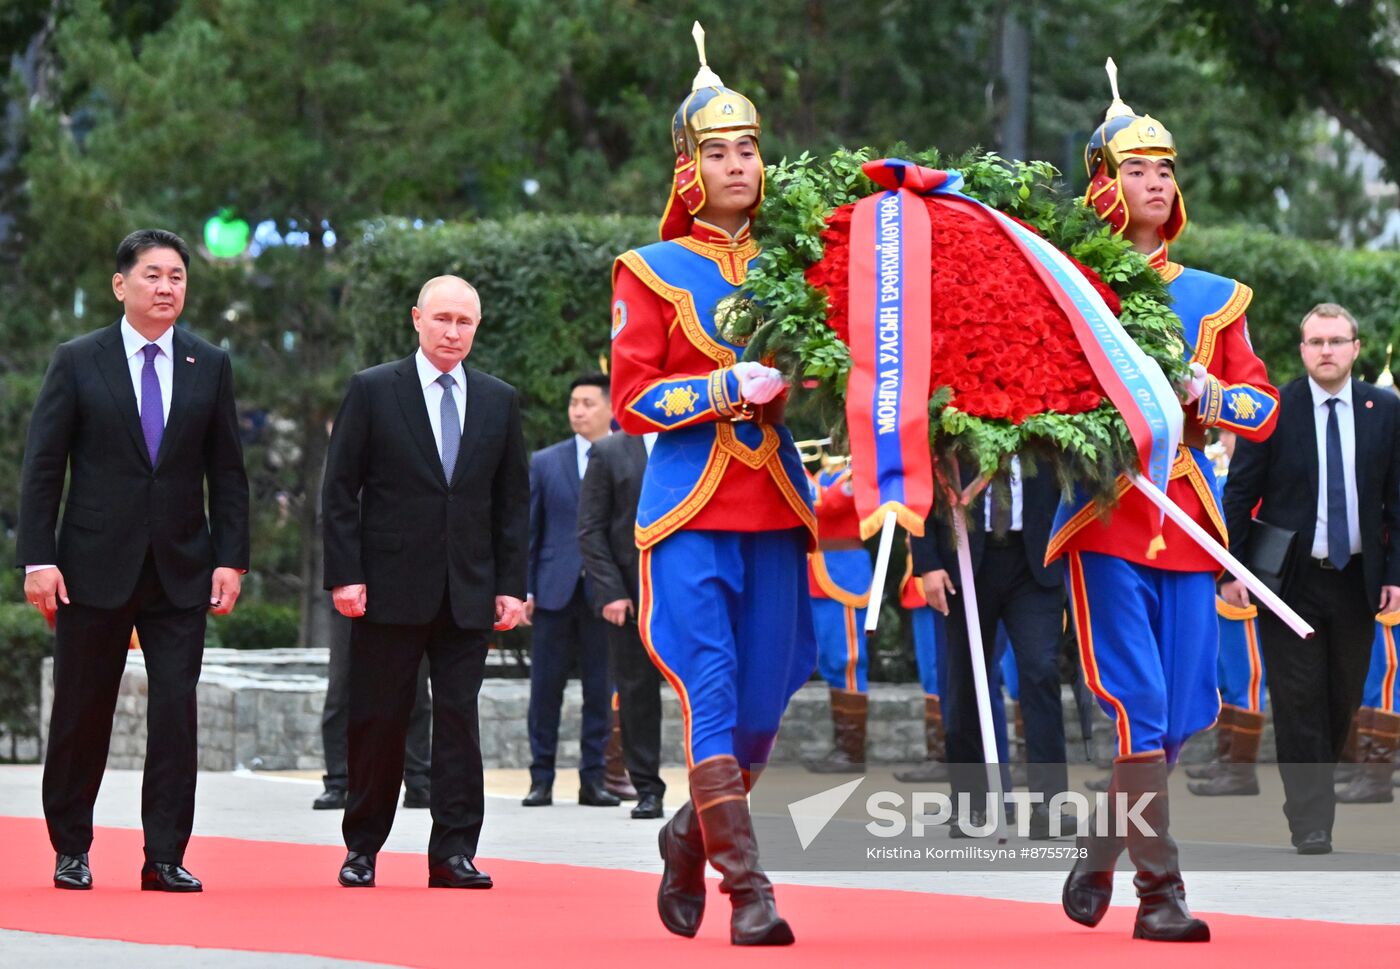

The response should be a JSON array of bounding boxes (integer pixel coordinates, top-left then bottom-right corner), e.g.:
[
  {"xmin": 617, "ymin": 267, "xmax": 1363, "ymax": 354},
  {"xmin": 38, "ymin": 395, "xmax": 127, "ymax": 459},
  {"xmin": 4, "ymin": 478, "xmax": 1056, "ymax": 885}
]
[{"xmin": 845, "ymin": 163, "xmax": 936, "ymax": 539}]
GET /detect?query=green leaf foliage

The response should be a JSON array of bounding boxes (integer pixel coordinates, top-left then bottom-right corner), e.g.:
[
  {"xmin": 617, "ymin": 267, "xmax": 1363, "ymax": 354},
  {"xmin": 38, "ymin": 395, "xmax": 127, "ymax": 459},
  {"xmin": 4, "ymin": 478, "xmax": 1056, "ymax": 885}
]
[{"xmin": 0, "ymin": 604, "xmax": 53, "ymax": 753}]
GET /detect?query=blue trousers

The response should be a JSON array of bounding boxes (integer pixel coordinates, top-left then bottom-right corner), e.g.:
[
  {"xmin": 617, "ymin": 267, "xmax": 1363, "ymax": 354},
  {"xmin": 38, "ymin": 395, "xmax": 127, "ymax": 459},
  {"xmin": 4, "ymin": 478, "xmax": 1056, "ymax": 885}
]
[
  {"xmin": 1363, "ymin": 619, "xmax": 1399, "ymax": 711},
  {"xmin": 527, "ymin": 584, "xmax": 611, "ymax": 787},
  {"xmin": 1066, "ymin": 550, "xmax": 1218, "ymax": 762},
  {"xmin": 1217, "ymin": 600, "xmax": 1266, "ymax": 712},
  {"xmin": 813, "ymin": 598, "xmax": 868, "ymax": 692},
  {"xmin": 910, "ymin": 605, "xmax": 945, "ymax": 697},
  {"xmin": 639, "ymin": 528, "xmax": 815, "ymax": 772}
]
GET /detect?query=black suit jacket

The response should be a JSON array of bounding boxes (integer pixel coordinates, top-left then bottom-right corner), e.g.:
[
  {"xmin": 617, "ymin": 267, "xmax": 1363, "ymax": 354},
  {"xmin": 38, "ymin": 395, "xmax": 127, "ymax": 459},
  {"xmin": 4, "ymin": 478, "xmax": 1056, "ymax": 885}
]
[
  {"xmin": 1224, "ymin": 376, "xmax": 1400, "ymax": 605},
  {"xmin": 909, "ymin": 465, "xmax": 1062, "ymax": 590},
  {"xmin": 321, "ymin": 355, "xmax": 528, "ymax": 629},
  {"xmin": 577, "ymin": 432, "xmax": 648, "ymax": 612},
  {"xmin": 16, "ymin": 321, "xmax": 249, "ymax": 610}
]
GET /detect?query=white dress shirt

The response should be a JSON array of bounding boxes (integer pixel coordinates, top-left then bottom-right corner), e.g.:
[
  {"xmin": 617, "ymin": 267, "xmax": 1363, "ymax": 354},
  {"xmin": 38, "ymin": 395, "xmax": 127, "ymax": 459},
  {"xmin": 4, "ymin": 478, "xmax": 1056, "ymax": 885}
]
[
  {"xmin": 121, "ymin": 316, "xmax": 174, "ymax": 424},
  {"xmin": 415, "ymin": 350, "xmax": 466, "ymax": 455},
  {"xmin": 574, "ymin": 434, "xmax": 594, "ymax": 480},
  {"xmin": 1308, "ymin": 377, "xmax": 1362, "ymax": 559},
  {"xmin": 984, "ymin": 455, "xmax": 1025, "ymax": 532},
  {"xmin": 643, "ymin": 432, "xmax": 658, "ymax": 456}
]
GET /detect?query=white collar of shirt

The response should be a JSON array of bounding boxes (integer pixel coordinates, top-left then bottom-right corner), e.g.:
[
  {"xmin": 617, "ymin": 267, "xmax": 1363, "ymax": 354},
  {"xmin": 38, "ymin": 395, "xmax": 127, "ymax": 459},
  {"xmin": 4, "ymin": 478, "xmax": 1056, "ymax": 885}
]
[
  {"xmin": 1308, "ymin": 376, "xmax": 1353, "ymax": 410},
  {"xmin": 643, "ymin": 432, "xmax": 658, "ymax": 455},
  {"xmin": 415, "ymin": 349, "xmax": 465, "ymax": 393},
  {"xmin": 576, "ymin": 433, "xmax": 606, "ymax": 479},
  {"xmin": 120, "ymin": 316, "xmax": 175, "ymax": 361}
]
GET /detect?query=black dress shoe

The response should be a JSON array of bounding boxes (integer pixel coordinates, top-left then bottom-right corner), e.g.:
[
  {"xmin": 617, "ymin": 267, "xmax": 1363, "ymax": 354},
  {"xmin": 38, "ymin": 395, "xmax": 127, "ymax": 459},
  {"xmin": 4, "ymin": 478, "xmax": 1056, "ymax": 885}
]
[
  {"xmin": 312, "ymin": 788, "xmax": 347, "ymax": 810},
  {"xmin": 428, "ymin": 854, "xmax": 493, "ymax": 889},
  {"xmin": 1296, "ymin": 830, "xmax": 1333, "ymax": 855},
  {"xmin": 522, "ymin": 782, "xmax": 553, "ymax": 807},
  {"xmin": 338, "ymin": 851, "xmax": 376, "ymax": 887},
  {"xmin": 579, "ymin": 781, "xmax": 622, "ymax": 807},
  {"xmin": 948, "ymin": 809, "xmax": 991, "ymax": 839},
  {"xmin": 631, "ymin": 793, "xmax": 664, "ymax": 819},
  {"xmin": 402, "ymin": 786, "xmax": 431, "ymax": 809},
  {"xmin": 1028, "ymin": 803, "xmax": 1077, "ymax": 841},
  {"xmin": 141, "ymin": 862, "xmax": 203, "ymax": 892},
  {"xmin": 54, "ymin": 853, "xmax": 92, "ymax": 890}
]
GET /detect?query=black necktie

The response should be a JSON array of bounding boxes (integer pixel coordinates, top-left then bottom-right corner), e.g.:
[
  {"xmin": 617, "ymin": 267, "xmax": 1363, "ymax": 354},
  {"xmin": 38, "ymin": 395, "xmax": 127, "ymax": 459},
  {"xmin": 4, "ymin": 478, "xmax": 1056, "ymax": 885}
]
[{"xmin": 1324, "ymin": 398, "xmax": 1350, "ymax": 570}]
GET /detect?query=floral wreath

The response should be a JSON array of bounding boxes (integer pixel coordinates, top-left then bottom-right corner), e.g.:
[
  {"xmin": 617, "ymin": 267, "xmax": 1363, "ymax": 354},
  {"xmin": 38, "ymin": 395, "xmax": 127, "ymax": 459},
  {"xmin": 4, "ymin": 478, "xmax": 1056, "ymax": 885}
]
[{"xmin": 720, "ymin": 146, "xmax": 1190, "ymax": 507}]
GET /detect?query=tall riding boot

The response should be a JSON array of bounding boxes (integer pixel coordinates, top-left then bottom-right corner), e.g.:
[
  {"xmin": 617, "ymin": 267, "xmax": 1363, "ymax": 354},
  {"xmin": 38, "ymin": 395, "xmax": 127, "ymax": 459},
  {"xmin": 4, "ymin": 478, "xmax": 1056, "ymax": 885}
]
[
  {"xmin": 604, "ymin": 708, "xmax": 638, "ymax": 800},
  {"xmin": 895, "ymin": 695, "xmax": 948, "ymax": 782},
  {"xmin": 1062, "ymin": 758, "xmax": 1127, "ymax": 927},
  {"xmin": 805, "ymin": 689, "xmax": 868, "ymax": 773},
  {"xmin": 691, "ymin": 756, "xmax": 794, "ymax": 946},
  {"xmin": 1121, "ymin": 751, "xmax": 1210, "ymax": 942},
  {"xmin": 1336, "ymin": 710, "xmax": 1364, "ymax": 785},
  {"xmin": 656, "ymin": 799, "xmax": 707, "ymax": 937},
  {"xmin": 1189, "ymin": 707, "xmax": 1262, "ymax": 796},
  {"xmin": 1337, "ymin": 708, "xmax": 1399, "ymax": 804},
  {"xmin": 1186, "ymin": 705, "xmax": 1235, "ymax": 780}
]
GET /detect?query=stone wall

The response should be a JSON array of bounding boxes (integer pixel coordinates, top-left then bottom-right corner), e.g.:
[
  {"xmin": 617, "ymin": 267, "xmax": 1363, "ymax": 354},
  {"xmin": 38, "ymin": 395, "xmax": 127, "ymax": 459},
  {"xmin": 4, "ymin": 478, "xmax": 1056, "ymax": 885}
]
[{"xmin": 41, "ymin": 648, "xmax": 1244, "ymax": 771}]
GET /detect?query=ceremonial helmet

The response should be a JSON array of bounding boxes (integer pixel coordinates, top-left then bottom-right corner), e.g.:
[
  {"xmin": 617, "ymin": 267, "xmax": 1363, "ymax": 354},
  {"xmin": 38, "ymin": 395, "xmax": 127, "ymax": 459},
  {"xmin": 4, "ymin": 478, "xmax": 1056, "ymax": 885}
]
[
  {"xmin": 1083, "ymin": 58, "xmax": 1186, "ymax": 244},
  {"xmin": 659, "ymin": 22, "xmax": 764, "ymax": 241}
]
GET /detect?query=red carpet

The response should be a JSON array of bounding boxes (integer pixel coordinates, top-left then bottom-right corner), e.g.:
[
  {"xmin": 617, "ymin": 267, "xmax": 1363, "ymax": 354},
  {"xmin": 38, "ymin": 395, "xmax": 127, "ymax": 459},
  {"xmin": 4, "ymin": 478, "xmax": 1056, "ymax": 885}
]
[{"xmin": 0, "ymin": 815, "xmax": 1390, "ymax": 968}]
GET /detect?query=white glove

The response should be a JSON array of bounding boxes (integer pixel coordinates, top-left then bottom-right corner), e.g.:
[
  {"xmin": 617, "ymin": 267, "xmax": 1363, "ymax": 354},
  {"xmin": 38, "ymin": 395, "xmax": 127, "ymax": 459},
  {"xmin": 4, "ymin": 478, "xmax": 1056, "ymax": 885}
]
[
  {"xmin": 1182, "ymin": 362, "xmax": 1209, "ymax": 405},
  {"xmin": 732, "ymin": 362, "xmax": 786, "ymax": 405}
]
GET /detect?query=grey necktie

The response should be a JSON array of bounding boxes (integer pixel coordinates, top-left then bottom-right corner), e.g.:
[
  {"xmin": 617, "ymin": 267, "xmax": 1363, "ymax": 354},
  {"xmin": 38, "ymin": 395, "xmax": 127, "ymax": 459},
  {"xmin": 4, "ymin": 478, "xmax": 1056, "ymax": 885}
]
[{"xmin": 437, "ymin": 372, "xmax": 459, "ymax": 481}]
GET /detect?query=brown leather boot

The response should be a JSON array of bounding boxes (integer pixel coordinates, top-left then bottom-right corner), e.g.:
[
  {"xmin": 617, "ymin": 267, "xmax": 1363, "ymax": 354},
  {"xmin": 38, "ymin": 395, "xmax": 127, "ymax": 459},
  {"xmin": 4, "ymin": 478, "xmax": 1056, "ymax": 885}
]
[
  {"xmin": 1189, "ymin": 707, "xmax": 1262, "ymax": 796},
  {"xmin": 691, "ymin": 756, "xmax": 794, "ymax": 946},
  {"xmin": 656, "ymin": 799, "xmax": 707, "ymax": 937},
  {"xmin": 895, "ymin": 695, "xmax": 949, "ymax": 782},
  {"xmin": 1185, "ymin": 705, "xmax": 1234, "ymax": 780},
  {"xmin": 1120, "ymin": 751, "xmax": 1210, "ymax": 942},
  {"xmin": 805, "ymin": 689, "xmax": 868, "ymax": 773},
  {"xmin": 1338, "ymin": 708, "xmax": 1399, "ymax": 804},
  {"xmin": 604, "ymin": 709, "xmax": 638, "ymax": 800},
  {"xmin": 1062, "ymin": 757, "xmax": 1127, "ymax": 927}
]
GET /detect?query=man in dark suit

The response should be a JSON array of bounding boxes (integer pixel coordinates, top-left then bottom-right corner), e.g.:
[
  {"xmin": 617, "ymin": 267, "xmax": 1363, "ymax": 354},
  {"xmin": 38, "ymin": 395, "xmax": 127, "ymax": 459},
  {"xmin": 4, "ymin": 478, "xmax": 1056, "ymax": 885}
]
[
  {"xmin": 522, "ymin": 373, "xmax": 618, "ymax": 808},
  {"xmin": 577, "ymin": 429, "xmax": 665, "ymax": 819},
  {"xmin": 18, "ymin": 229, "xmax": 250, "ymax": 892},
  {"xmin": 1223, "ymin": 302, "xmax": 1400, "ymax": 855},
  {"xmin": 322, "ymin": 275, "xmax": 528, "ymax": 890},
  {"xmin": 912, "ymin": 457, "xmax": 1072, "ymax": 840}
]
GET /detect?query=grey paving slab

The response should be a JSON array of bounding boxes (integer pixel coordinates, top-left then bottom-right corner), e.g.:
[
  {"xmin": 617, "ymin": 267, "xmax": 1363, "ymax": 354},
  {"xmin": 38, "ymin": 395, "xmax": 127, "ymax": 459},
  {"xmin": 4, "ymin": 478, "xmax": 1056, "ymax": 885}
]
[{"xmin": 0, "ymin": 928, "xmax": 394, "ymax": 968}]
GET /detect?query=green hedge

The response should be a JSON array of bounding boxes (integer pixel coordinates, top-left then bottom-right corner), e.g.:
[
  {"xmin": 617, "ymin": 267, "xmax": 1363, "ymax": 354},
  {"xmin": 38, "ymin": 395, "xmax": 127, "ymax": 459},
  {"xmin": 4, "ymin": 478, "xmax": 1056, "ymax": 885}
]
[
  {"xmin": 207, "ymin": 602, "xmax": 300, "ymax": 651},
  {"xmin": 342, "ymin": 214, "xmax": 654, "ymax": 451},
  {"xmin": 0, "ymin": 604, "xmax": 53, "ymax": 756},
  {"xmin": 1174, "ymin": 226, "xmax": 1400, "ymax": 385}
]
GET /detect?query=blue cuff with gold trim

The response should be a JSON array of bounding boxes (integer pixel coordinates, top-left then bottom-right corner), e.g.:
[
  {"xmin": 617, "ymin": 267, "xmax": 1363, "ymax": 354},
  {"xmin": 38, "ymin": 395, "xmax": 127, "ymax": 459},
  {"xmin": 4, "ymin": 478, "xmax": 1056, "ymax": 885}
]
[
  {"xmin": 1204, "ymin": 381, "xmax": 1276, "ymax": 432},
  {"xmin": 624, "ymin": 368, "xmax": 742, "ymax": 430}
]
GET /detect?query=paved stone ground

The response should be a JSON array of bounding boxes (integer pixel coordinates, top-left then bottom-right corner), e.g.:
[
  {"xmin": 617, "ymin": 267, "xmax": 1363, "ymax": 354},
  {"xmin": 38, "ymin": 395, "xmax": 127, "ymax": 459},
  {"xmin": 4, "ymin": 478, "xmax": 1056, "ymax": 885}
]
[{"xmin": 2, "ymin": 764, "xmax": 1396, "ymax": 966}]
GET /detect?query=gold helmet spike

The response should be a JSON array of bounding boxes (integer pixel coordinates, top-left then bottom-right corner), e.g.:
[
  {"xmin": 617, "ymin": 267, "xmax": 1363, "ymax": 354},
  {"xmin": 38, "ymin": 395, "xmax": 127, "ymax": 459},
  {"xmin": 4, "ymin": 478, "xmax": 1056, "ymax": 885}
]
[
  {"xmin": 1103, "ymin": 58, "xmax": 1135, "ymax": 122},
  {"xmin": 1378, "ymin": 342, "xmax": 1395, "ymax": 390},
  {"xmin": 691, "ymin": 22, "xmax": 724, "ymax": 91}
]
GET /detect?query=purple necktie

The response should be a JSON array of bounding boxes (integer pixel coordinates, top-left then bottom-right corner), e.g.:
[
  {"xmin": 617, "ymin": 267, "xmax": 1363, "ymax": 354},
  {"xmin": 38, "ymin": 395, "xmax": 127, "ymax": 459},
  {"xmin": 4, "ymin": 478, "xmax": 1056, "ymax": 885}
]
[{"xmin": 140, "ymin": 343, "xmax": 164, "ymax": 466}]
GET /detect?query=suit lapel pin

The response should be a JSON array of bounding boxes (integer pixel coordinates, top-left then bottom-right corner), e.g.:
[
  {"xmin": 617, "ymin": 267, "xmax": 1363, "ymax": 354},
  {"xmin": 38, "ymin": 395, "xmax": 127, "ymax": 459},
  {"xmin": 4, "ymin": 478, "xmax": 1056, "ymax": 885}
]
[
  {"xmin": 1366, "ymin": 400, "xmax": 1374, "ymax": 408},
  {"xmin": 185, "ymin": 356, "xmax": 196, "ymax": 364}
]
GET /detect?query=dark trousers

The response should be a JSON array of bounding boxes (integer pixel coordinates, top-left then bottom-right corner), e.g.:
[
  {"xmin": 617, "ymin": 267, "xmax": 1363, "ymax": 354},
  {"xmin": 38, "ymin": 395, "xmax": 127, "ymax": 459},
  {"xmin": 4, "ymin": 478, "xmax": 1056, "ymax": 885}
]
[
  {"xmin": 44, "ymin": 551, "xmax": 207, "ymax": 863},
  {"xmin": 607, "ymin": 618, "xmax": 665, "ymax": 798},
  {"xmin": 528, "ymin": 583, "xmax": 610, "ymax": 787},
  {"xmin": 1259, "ymin": 556, "xmax": 1374, "ymax": 841},
  {"xmin": 343, "ymin": 593, "xmax": 489, "ymax": 863},
  {"xmin": 945, "ymin": 539, "xmax": 1068, "ymax": 804},
  {"xmin": 321, "ymin": 610, "xmax": 431, "ymax": 793}
]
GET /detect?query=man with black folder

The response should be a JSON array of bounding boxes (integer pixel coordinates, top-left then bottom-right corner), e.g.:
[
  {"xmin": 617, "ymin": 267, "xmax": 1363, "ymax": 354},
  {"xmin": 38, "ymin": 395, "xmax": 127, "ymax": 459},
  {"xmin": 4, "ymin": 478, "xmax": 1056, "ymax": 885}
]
[{"xmin": 1223, "ymin": 302, "xmax": 1400, "ymax": 855}]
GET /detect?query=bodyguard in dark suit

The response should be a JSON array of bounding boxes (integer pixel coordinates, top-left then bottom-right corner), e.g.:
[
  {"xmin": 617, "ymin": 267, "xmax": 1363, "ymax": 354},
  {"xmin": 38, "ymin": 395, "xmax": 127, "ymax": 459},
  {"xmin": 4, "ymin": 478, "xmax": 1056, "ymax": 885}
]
[
  {"xmin": 1223, "ymin": 303, "xmax": 1400, "ymax": 854},
  {"xmin": 322, "ymin": 275, "xmax": 528, "ymax": 889},
  {"xmin": 522, "ymin": 374, "xmax": 618, "ymax": 807},
  {"xmin": 577, "ymin": 429, "xmax": 666, "ymax": 818},
  {"xmin": 911, "ymin": 457, "xmax": 1071, "ymax": 839},
  {"xmin": 18, "ymin": 229, "xmax": 249, "ymax": 892}
]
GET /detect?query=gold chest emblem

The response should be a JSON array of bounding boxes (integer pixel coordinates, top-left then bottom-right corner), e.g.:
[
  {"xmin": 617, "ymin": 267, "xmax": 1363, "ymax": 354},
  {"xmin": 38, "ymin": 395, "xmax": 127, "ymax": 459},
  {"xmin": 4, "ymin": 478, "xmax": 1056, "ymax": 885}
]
[
  {"xmin": 1228, "ymin": 391, "xmax": 1260, "ymax": 422},
  {"xmin": 656, "ymin": 386, "xmax": 701, "ymax": 418}
]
